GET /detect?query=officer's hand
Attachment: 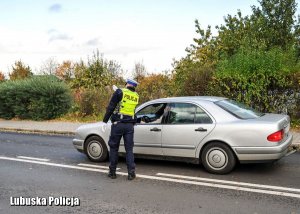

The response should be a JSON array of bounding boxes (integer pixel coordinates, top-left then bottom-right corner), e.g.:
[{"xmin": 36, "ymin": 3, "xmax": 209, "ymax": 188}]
[{"xmin": 112, "ymin": 85, "xmax": 118, "ymax": 91}]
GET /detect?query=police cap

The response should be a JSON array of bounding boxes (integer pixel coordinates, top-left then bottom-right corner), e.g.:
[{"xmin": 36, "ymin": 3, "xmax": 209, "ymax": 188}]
[{"xmin": 126, "ymin": 78, "xmax": 138, "ymax": 87}]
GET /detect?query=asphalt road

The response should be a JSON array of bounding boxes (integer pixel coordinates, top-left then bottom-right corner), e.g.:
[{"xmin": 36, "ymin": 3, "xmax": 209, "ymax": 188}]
[{"xmin": 0, "ymin": 132, "xmax": 300, "ymax": 214}]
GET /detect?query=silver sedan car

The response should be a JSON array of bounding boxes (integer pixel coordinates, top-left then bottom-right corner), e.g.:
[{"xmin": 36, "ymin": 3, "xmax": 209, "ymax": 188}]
[{"xmin": 73, "ymin": 96, "xmax": 293, "ymax": 174}]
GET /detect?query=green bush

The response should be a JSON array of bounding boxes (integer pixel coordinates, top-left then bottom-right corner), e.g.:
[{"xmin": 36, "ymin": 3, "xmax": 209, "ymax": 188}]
[
  {"xmin": 208, "ymin": 48, "xmax": 299, "ymax": 118},
  {"xmin": 0, "ymin": 82, "xmax": 16, "ymax": 119},
  {"xmin": 0, "ymin": 75, "xmax": 72, "ymax": 120}
]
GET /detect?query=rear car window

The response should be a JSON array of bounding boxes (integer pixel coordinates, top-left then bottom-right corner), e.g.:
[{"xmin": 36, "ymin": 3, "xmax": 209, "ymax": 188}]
[{"xmin": 215, "ymin": 99, "xmax": 264, "ymax": 119}]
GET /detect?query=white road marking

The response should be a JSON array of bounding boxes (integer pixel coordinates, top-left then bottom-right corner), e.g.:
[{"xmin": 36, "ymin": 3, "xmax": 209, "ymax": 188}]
[
  {"xmin": 137, "ymin": 174, "xmax": 300, "ymax": 199},
  {"xmin": 78, "ymin": 163, "xmax": 120, "ymax": 170},
  {"xmin": 156, "ymin": 173, "xmax": 300, "ymax": 194},
  {"xmin": 1, "ymin": 156, "xmax": 300, "ymax": 199},
  {"xmin": 1, "ymin": 156, "xmax": 108, "ymax": 173},
  {"xmin": 17, "ymin": 156, "xmax": 50, "ymax": 162}
]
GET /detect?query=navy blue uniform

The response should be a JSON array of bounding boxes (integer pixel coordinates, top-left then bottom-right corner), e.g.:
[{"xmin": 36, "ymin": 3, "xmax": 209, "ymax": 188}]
[{"xmin": 103, "ymin": 87, "xmax": 136, "ymax": 174}]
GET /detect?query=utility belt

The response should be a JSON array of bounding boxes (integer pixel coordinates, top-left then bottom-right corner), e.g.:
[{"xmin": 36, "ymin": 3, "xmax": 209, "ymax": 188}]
[{"xmin": 111, "ymin": 113, "xmax": 136, "ymax": 124}]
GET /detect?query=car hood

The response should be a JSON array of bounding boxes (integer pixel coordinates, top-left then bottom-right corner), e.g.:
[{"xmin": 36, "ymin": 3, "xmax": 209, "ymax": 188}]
[
  {"xmin": 76, "ymin": 122, "xmax": 107, "ymax": 130},
  {"xmin": 75, "ymin": 121, "xmax": 111, "ymax": 142}
]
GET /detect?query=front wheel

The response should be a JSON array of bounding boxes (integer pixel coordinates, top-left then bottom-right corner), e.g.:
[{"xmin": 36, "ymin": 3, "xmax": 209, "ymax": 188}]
[
  {"xmin": 201, "ymin": 142, "xmax": 236, "ymax": 174},
  {"xmin": 85, "ymin": 136, "xmax": 108, "ymax": 162}
]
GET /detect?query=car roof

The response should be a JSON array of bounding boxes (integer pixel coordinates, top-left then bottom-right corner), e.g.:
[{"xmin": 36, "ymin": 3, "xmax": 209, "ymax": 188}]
[{"xmin": 148, "ymin": 96, "xmax": 227, "ymax": 103}]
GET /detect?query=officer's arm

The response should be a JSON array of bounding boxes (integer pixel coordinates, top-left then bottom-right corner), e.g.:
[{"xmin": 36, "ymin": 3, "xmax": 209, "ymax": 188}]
[{"xmin": 103, "ymin": 89, "xmax": 122, "ymax": 123}]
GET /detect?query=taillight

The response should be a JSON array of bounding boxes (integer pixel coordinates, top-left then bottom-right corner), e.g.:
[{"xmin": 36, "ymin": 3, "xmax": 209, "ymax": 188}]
[{"xmin": 267, "ymin": 130, "xmax": 284, "ymax": 142}]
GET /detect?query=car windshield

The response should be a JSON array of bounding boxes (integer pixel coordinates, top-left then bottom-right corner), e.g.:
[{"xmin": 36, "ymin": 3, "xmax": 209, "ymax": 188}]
[{"xmin": 215, "ymin": 99, "xmax": 264, "ymax": 119}]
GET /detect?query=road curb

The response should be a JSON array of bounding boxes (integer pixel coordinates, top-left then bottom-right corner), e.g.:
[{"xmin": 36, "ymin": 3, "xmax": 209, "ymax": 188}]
[{"xmin": 0, "ymin": 128, "xmax": 75, "ymax": 136}]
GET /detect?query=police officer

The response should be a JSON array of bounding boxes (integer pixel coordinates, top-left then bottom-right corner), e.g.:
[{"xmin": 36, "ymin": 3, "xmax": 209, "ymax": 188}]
[{"xmin": 103, "ymin": 79, "xmax": 139, "ymax": 180}]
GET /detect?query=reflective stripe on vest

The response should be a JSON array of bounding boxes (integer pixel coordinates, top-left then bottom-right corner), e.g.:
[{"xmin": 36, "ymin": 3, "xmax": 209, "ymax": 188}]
[{"xmin": 119, "ymin": 88, "xmax": 139, "ymax": 116}]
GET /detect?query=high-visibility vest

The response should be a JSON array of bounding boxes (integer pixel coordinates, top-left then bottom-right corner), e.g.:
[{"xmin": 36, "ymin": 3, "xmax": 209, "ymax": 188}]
[{"xmin": 119, "ymin": 88, "xmax": 139, "ymax": 116}]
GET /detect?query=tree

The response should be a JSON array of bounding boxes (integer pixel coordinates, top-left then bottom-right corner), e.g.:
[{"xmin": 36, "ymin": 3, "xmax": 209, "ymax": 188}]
[
  {"xmin": 187, "ymin": 21, "xmax": 219, "ymax": 67},
  {"xmin": 133, "ymin": 61, "xmax": 147, "ymax": 83},
  {"xmin": 55, "ymin": 60, "xmax": 75, "ymax": 81},
  {"xmin": 172, "ymin": 57, "xmax": 213, "ymax": 96},
  {"xmin": 0, "ymin": 71, "xmax": 5, "ymax": 82},
  {"xmin": 186, "ymin": 0, "xmax": 300, "ymax": 67},
  {"xmin": 172, "ymin": 0, "xmax": 300, "ymax": 119},
  {"xmin": 251, "ymin": 0, "xmax": 300, "ymax": 50},
  {"xmin": 9, "ymin": 60, "xmax": 33, "ymax": 80},
  {"xmin": 39, "ymin": 57, "xmax": 58, "ymax": 75},
  {"xmin": 137, "ymin": 73, "xmax": 172, "ymax": 103},
  {"xmin": 71, "ymin": 50, "xmax": 123, "ymax": 89}
]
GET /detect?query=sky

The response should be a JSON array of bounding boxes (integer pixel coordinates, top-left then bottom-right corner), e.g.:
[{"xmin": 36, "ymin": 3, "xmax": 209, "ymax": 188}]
[{"xmin": 0, "ymin": 0, "xmax": 299, "ymax": 78}]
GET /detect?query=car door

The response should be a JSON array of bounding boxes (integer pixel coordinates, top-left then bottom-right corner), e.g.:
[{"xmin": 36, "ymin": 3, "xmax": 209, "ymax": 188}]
[
  {"xmin": 124, "ymin": 103, "xmax": 167, "ymax": 156},
  {"xmin": 162, "ymin": 102, "xmax": 215, "ymax": 158}
]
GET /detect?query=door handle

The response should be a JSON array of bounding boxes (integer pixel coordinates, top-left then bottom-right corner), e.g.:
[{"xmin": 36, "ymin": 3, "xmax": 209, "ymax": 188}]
[
  {"xmin": 150, "ymin": 127, "xmax": 161, "ymax": 132},
  {"xmin": 195, "ymin": 127, "xmax": 207, "ymax": 132}
]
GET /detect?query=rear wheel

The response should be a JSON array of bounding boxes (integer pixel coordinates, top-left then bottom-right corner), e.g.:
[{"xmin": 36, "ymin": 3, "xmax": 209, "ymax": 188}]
[
  {"xmin": 201, "ymin": 142, "xmax": 236, "ymax": 174},
  {"xmin": 85, "ymin": 136, "xmax": 108, "ymax": 162}
]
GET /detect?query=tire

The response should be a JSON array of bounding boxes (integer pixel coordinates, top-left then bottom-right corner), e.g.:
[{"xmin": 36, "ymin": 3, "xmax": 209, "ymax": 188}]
[
  {"xmin": 85, "ymin": 136, "xmax": 108, "ymax": 162},
  {"xmin": 201, "ymin": 142, "xmax": 236, "ymax": 174}
]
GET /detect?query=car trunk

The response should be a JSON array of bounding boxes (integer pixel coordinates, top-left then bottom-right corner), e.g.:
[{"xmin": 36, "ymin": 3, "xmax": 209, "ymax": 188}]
[{"xmin": 255, "ymin": 113, "xmax": 290, "ymax": 142}]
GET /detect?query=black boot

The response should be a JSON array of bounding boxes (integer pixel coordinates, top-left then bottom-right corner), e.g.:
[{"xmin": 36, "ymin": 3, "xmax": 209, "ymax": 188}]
[
  {"xmin": 128, "ymin": 172, "xmax": 136, "ymax": 180},
  {"xmin": 108, "ymin": 170, "xmax": 116, "ymax": 179}
]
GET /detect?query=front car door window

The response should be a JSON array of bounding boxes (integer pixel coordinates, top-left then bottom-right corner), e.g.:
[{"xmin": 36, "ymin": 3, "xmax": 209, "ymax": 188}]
[{"xmin": 136, "ymin": 103, "xmax": 167, "ymax": 124}]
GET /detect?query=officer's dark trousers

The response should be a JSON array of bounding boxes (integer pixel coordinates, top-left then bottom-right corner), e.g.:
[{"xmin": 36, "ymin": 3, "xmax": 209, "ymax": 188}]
[{"xmin": 108, "ymin": 122, "xmax": 135, "ymax": 173}]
